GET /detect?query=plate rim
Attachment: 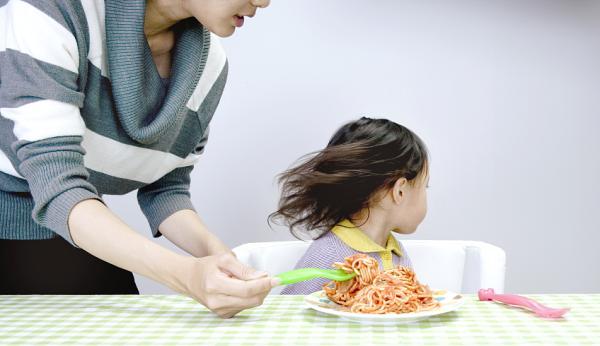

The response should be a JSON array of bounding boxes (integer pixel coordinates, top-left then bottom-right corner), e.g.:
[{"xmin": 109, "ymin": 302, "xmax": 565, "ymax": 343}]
[{"xmin": 304, "ymin": 289, "xmax": 464, "ymax": 320}]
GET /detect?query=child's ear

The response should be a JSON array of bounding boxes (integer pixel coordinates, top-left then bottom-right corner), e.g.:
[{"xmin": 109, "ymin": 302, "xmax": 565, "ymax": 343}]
[{"xmin": 392, "ymin": 177, "xmax": 408, "ymax": 204}]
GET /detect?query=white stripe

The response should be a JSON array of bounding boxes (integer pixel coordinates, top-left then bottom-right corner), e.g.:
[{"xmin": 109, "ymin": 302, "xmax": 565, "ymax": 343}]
[
  {"xmin": 80, "ymin": 0, "xmax": 109, "ymax": 77},
  {"xmin": 0, "ymin": 151, "xmax": 23, "ymax": 178},
  {"xmin": 0, "ymin": 3, "xmax": 8, "ymax": 52},
  {"xmin": 186, "ymin": 33, "xmax": 227, "ymax": 111},
  {"xmin": 3, "ymin": 0, "xmax": 79, "ymax": 73},
  {"xmin": 0, "ymin": 100, "xmax": 85, "ymax": 141},
  {"xmin": 81, "ymin": 129, "xmax": 200, "ymax": 184}
]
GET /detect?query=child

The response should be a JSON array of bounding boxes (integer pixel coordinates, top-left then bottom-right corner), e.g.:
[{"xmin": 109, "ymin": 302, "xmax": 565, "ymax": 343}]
[{"xmin": 270, "ymin": 117, "xmax": 429, "ymax": 295}]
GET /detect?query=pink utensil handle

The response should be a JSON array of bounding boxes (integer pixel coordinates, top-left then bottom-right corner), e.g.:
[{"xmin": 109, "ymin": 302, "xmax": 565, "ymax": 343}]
[
  {"xmin": 478, "ymin": 288, "xmax": 570, "ymax": 318},
  {"xmin": 479, "ymin": 288, "xmax": 545, "ymax": 310}
]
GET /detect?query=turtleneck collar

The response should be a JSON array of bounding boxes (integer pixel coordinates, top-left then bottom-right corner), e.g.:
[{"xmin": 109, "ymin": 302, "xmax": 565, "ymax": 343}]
[{"xmin": 105, "ymin": 0, "xmax": 211, "ymax": 144}]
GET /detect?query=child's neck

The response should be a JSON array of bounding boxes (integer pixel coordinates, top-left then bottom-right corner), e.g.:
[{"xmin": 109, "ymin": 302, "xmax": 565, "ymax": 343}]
[{"xmin": 349, "ymin": 208, "xmax": 393, "ymax": 248}]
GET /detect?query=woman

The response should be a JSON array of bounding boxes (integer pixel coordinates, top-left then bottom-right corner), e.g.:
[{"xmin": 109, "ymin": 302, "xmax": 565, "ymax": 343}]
[{"xmin": 0, "ymin": 0, "xmax": 274, "ymax": 318}]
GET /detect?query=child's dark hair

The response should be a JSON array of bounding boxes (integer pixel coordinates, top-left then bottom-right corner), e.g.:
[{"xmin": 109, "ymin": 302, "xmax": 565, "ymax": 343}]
[{"xmin": 269, "ymin": 117, "xmax": 429, "ymax": 240}]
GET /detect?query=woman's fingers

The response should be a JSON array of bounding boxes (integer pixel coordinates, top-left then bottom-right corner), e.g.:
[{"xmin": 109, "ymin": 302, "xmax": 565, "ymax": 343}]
[
  {"xmin": 204, "ymin": 293, "xmax": 267, "ymax": 318},
  {"xmin": 214, "ymin": 253, "xmax": 276, "ymax": 297},
  {"xmin": 212, "ymin": 271, "xmax": 273, "ymax": 298},
  {"xmin": 217, "ymin": 253, "xmax": 269, "ymax": 280},
  {"xmin": 183, "ymin": 253, "xmax": 275, "ymax": 318}
]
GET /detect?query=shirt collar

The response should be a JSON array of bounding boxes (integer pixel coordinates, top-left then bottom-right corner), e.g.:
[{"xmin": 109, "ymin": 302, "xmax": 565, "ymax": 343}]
[{"xmin": 331, "ymin": 219, "xmax": 403, "ymax": 257}]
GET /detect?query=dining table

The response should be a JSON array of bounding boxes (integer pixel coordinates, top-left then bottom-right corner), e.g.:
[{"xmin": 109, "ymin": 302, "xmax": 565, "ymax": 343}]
[{"xmin": 0, "ymin": 294, "xmax": 598, "ymax": 345}]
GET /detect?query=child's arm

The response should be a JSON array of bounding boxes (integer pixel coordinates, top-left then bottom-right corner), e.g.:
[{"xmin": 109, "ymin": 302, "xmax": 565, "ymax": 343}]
[{"xmin": 280, "ymin": 234, "xmax": 346, "ymax": 295}]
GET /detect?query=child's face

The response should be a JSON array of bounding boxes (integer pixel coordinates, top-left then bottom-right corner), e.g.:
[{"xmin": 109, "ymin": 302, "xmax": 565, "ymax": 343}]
[
  {"xmin": 391, "ymin": 172, "xmax": 429, "ymax": 234},
  {"xmin": 185, "ymin": 0, "xmax": 270, "ymax": 37}
]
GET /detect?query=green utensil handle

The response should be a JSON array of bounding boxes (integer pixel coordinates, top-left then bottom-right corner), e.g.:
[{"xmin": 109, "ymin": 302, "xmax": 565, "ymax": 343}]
[{"xmin": 275, "ymin": 268, "xmax": 356, "ymax": 286}]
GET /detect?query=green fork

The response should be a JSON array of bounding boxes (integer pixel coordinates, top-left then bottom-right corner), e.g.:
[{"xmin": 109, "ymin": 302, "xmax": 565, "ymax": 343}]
[{"xmin": 274, "ymin": 268, "xmax": 356, "ymax": 286}]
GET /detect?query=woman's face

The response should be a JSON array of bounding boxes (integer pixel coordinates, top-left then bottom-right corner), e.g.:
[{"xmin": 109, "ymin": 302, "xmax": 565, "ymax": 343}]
[{"xmin": 185, "ymin": 0, "xmax": 271, "ymax": 37}]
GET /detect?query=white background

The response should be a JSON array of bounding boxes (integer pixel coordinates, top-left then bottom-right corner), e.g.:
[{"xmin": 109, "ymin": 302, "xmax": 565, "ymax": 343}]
[{"xmin": 105, "ymin": 0, "xmax": 600, "ymax": 294}]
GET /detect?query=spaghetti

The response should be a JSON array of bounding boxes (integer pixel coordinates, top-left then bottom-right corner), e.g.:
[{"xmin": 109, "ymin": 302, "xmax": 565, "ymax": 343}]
[{"xmin": 323, "ymin": 254, "xmax": 440, "ymax": 314}]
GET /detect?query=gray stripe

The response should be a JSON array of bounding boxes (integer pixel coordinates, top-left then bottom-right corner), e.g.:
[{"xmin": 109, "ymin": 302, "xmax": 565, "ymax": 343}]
[
  {"xmin": 0, "ymin": 114, "xmax": 24, "ymax": 177},
  {"xmin": 88, "ymin": 168, "xmax": 145, "ymax": 195},
  {"xmin": 12, "ymin": 135, "xmax": 100, "ymax": 244},
  {"xmin": 197, "ymin": 61, "xmax": 228, "ymax": 133},
  {"xmin": 0, "ymin": 49, "xmax": 83, "ymax": 108},
  {"xmin": 1, "ymin": 115, "xmax": 41, "ymax": 193},
  {"xmin": 82, "ymin": 63, "xmax": 212, "ymax": 158},
  {"xmin": 0, "ymin": 189, "xmax": 56, "ymax": 240},
  {"xmin": 0, "ymin": 0, "xmax": 9, "ymax": 8},
  {"xmin": 193, "ymin": 128, "xmax": 209, "ymax": 155},
  {"xmin": 0, "ymin": 171, "xmax": 30, "ymax": 193},
  {"xmin": 18, "ymin": 0, "xmax": 90, "ymax": 84},
  {"xmin": 137, "ymin": 165, "xmax": 193, "ymax": 236}
]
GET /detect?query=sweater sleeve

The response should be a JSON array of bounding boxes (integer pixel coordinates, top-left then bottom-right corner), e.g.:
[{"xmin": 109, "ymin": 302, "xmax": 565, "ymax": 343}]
[
  {"xmin": 136, "ymin": 123, "xmax": 212, "ymax": 237},
  {"xmin": 0, "ymin": 1, "xmax": 101, "ymax": 245},
  {"xmin": 136, "ymin": 165, "xmax": 195, "ymax": 237}
]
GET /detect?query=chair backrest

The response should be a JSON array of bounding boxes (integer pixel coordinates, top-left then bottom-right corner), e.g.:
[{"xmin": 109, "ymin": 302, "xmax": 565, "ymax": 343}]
[{"xmin": 233, "ymin": 239, "xmax": 506, "ymax": 294}]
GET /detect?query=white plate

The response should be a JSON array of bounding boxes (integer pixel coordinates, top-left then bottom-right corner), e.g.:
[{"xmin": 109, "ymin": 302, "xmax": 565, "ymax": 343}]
[{"xmin": 304, "ymin": 289, "xmax": 464, "ymax": 324}]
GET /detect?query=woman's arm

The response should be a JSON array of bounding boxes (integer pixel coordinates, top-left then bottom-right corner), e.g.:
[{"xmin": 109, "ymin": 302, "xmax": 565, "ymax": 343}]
[
  {"xmin": 69, "ymin": 199, "xmax": 275, "ymax": 318},
  {"xmin": 135, "ymin": 167, "xmax": 230, "ymax": 258},
  {"xmin": 159, "ymin": 209, "xmax": 230, "ymax": 258}
]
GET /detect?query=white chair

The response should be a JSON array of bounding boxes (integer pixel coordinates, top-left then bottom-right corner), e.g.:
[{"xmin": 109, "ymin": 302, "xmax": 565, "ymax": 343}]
[{"xmin": 233, "ymin": 240, "xmax": 506, "ymax": 294}]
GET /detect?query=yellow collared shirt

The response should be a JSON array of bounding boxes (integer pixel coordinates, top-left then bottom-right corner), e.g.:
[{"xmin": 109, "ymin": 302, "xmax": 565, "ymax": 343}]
[{"xmin": 331, "ymin": 219, "xmax": 403, "ymax": 270}]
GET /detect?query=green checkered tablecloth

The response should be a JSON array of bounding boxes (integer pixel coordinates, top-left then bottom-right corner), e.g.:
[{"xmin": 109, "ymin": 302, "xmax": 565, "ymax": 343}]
[{"xmin": 0, "ymin": 294, "xmax": 598, "ymax": 345}]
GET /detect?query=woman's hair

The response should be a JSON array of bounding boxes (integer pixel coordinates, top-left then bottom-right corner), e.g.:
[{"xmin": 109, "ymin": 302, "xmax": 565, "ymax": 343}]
[{"xmin": 269, "ymin": 117, "xmax": 429, "ymax": 240}]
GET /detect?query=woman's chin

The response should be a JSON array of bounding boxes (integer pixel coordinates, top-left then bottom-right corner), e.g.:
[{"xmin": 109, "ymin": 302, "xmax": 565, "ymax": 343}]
[{"xmin": 207, "ymin": 25, "xmax": 235, "ymax": 38}]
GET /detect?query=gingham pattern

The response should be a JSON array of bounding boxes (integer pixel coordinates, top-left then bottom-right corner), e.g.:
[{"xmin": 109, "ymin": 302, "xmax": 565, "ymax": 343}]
[{"xmin": 0, "ymin": 294, "xmax": 598, "ymax": 345}]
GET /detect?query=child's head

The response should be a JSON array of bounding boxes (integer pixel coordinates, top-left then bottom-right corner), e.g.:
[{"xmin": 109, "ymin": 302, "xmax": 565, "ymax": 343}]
[{"xmin": 270, "ymin": 117, "xmax": 429, "ymax": 239}]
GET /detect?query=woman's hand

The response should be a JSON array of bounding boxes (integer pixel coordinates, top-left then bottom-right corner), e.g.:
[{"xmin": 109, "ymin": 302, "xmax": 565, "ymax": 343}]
[
  {"xmin": 69, "ymin": 200, "xmax": 276, "ymax": 318},
  {"xmin": 182, "ymin": 252, "xmax": 277, "ymax": 318}
]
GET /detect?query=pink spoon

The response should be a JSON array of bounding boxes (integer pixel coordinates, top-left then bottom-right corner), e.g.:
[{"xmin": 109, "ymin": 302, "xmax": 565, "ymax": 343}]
[{"xmin": 478, "ymin": 288, "xmax": 570, "ymax": 319}]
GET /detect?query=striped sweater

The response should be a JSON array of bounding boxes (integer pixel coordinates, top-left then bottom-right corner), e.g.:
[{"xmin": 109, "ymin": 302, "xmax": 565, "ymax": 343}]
[
  {"xmin": 0, "ymin": 0, "xmax": 228, "ymax": 244},
  {"xmin": 281, "ymin": 232, "xmax": 413, "ymax": 295}
]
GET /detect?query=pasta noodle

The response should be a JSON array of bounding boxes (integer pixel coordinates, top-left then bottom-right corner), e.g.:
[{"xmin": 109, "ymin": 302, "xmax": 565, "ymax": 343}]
[{"xmin": 323, "ymin": 254, "xmax": 440, "ymax": 314}]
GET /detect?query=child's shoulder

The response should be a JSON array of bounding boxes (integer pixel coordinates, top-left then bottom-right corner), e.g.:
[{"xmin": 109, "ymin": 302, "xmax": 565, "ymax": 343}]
[
  {"xmin": 280, "ymin": 232, "xmax": 356, "ymax": 295},
  {"xmin": 294, "ymin": 231, "xmax": 357, "ymax": 270}
]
